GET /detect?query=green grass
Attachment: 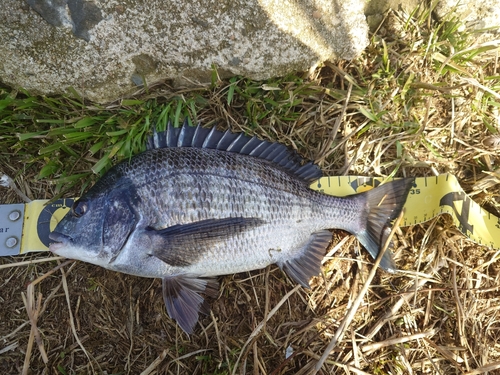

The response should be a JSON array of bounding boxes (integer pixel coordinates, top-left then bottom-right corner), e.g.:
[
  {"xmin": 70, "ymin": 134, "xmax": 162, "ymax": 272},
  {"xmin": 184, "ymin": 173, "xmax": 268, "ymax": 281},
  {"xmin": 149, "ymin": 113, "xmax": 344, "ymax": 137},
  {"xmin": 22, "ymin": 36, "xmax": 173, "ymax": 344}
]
[{"xmin": 0, "ymin": 90, "xmax": 209, "ymax": 196}]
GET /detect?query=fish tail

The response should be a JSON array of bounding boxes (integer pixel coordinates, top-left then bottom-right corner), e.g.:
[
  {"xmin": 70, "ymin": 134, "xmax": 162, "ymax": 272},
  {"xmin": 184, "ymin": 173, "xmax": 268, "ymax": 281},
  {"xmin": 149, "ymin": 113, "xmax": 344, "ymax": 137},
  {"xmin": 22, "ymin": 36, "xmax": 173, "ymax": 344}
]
[{"xmin": 355, "ymin": 178, "xmax": 414, "ymax": 272}]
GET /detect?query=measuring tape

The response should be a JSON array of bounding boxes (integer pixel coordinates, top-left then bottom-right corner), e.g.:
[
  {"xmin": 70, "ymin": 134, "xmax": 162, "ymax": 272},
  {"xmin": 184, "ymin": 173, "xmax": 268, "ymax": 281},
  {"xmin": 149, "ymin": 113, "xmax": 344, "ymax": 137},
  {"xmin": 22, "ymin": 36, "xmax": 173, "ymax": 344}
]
[
  {"xmin": 1, "ymin": 174, "xmax": 499, "ymax": 255},
  {"xmin": 311, "ymin": 174, "xmax": 500, "ymax": 250},
  {"xmin": 0, "ymin": 199, "xmax": 74, "ymax": 255}
]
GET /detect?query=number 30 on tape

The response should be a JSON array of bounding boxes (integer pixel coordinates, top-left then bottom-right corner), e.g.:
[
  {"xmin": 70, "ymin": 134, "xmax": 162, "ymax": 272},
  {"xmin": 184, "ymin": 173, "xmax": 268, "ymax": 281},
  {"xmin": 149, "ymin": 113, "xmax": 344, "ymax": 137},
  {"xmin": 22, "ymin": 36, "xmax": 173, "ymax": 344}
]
[{"xmin": 311, "ymin": 174, "xmax": 500, "ymax": 250}]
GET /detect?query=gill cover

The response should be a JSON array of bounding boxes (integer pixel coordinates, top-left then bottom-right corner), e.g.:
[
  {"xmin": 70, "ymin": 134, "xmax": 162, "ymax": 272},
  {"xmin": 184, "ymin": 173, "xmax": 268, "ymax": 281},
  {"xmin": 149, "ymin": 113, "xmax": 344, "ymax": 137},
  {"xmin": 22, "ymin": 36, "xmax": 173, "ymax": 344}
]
[{"xmin": 101, "ymin": 188, "xmax": 138, "ymax": 260}]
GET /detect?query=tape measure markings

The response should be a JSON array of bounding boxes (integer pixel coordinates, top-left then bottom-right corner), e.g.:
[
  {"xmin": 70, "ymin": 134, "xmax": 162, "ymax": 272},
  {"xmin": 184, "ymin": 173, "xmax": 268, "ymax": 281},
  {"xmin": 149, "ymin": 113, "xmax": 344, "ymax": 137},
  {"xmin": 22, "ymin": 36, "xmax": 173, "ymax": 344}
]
[
  {"xmin": 311, "ymin": 174, "xmax": 500, "ymax": 251},
  {"xmin": 20, "ymin": 199, "xmax": 73, "ymax": 254}
]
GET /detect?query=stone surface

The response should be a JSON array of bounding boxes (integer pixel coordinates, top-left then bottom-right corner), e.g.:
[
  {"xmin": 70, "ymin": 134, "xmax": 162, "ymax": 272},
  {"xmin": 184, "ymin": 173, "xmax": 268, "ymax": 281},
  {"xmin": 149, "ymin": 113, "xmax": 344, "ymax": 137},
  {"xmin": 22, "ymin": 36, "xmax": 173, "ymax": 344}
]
[
  {"xmin": 2, "ymin": 0, "xmax": 498, "ymax": 103},
  {"xmin": 25, "ymin": 0, "xmax": 103, "ymax": 41},
  {"xmin": 365, "ymin": 0, "xmax": 422, "ymax": 30},
  {"xmin": 434, "ymin": 0, "xmax": 500, "ymax": 30},
  {"xmin": 365, "ymin": 0, "xmax": 500, "ymax": 31},
  {"xmin": 0, "ymin": 0, "xmax": 369, "ymax": 103}
]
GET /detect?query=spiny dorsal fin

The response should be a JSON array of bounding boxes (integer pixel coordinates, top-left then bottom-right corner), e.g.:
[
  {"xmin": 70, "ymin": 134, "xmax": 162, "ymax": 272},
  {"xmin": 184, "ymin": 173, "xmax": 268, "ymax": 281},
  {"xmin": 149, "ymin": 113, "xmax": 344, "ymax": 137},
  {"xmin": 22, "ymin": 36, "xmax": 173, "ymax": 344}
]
[{"xmin": 147, "ymin": 121, "xmax": 322, "ymax": 183}]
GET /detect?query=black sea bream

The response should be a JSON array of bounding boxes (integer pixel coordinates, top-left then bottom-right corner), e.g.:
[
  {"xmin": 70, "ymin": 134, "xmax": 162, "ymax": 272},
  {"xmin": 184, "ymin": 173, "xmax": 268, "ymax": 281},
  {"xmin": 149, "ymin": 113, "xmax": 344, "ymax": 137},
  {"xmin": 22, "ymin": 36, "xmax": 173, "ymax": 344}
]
[{"xmin": 49, "ymin": 123, "xmax": 413, "ymax": 334}]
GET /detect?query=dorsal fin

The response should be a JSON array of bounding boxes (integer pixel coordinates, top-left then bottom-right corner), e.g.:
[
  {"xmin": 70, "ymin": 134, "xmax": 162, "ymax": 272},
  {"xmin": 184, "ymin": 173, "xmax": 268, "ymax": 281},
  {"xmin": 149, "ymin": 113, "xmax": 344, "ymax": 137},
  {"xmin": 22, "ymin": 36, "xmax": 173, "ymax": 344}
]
[{"xmin": 147, "ymin": 120, "xmax": 322, "ymax": 183}]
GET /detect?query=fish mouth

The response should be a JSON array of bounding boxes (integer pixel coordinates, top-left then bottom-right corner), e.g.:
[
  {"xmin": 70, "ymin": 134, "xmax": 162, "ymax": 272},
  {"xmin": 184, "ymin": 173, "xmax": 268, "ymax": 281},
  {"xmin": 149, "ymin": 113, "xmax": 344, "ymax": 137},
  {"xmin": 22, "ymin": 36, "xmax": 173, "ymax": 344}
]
[{"xmin": 48, "ymin": 231, "xmax": 71, "ymax": 253}]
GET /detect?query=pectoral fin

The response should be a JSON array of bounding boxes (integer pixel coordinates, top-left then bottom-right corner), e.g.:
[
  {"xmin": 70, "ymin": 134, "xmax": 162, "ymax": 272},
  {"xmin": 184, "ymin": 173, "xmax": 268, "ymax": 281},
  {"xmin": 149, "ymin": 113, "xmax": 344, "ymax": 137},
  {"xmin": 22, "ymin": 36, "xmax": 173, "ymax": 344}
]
[
  {"xmin": 281, "ymin": 230, "xmax": 332, "ymax": 288},
  {"xmin": 148, "ymin": 217, "xmax": 266, "ymax": 267},
  {"xmin": 162, "ymin": 275, "xmax": 219, "ymax": 334}
]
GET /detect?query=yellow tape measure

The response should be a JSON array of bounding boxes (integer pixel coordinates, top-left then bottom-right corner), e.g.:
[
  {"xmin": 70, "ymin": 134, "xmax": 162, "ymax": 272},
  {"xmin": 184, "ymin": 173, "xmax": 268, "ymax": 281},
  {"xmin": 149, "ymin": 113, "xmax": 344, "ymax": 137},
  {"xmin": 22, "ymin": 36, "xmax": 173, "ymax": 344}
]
[
  {"xmin": 1, "ymin": 174, "xmax": 499, "ymax": 255},
  {"xmin": 21, "ymin": 198, "xmax": 74, "ymax": 254},
  {"xmin": 310, "ymin": 174, "xmax": 500, "ymax": 250}
]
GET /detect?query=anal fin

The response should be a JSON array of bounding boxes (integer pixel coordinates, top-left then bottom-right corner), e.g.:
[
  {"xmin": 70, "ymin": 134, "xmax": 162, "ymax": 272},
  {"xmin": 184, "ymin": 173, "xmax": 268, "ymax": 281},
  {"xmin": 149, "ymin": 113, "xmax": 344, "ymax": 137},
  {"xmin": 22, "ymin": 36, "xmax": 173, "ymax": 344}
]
[
  {"xmin": 281, "ymin": 230, "xmax": 332, "ymax": 288},
  {"xmin": 162, "ymin": 275, "xmax": 219, "ymax": 334}
]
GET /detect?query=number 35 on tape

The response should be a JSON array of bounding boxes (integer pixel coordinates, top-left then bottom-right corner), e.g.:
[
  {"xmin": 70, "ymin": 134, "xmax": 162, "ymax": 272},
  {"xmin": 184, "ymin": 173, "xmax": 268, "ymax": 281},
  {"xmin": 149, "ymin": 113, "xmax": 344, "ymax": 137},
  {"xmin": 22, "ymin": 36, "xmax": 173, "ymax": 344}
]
[
  {"xmin": 312, "ymin": 174, "xmax": 500, "ymax": 250},
  {"xmin": 0, "ymin": 174, "xmax": 499, "ymax": 255}
]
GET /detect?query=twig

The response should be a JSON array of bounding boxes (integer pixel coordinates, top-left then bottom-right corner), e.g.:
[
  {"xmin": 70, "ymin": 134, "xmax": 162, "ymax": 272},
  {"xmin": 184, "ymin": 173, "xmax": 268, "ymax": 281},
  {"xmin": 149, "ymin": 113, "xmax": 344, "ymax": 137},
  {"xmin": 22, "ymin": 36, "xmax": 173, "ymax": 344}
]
[
  {"xmin": 164, "ymin": 349, "xmax": 211, "ymax": 372},
  {"xmin": 20, "ymin": 259, "xmax": 74, "ymax": 375},
  {"xmin": 364, "ymin": 276, "xmax": 430, "ymax": 340},
  {"xmin": 0, "ymin": 174, "xmax": 31, "ymax": 203},
  {"xmin": 314, "ymin": 211, "xmax": 405, "ymax": 372},
  {"xmin": 231, "ymin": 284, "xmax": 301, "ymax": 375},
  {"xmin": 464, "ymin": 360, "xmax": 500, "ymax": 375},
  {"xmin": 461, "ymin": 77, "xmax": 500, "ymax": 100},
  {"xmin": 361, "ymin": 329, "xmax": 437, "ymax": 354},
  {"xmin": 424, "ymin": 337, "xmax": 465, "ymax": 369},
  {"xmin": 0, "ymin": 256, "xmax": 66, "ymax": 270},
  {"xmin": 25, "ymin": 292, "xmax": 48, "ymax": 362},
  {"xmin": 140, "ymin": 349, "xmax": 170, "ymax": 375},
  {"xmin": 60, "ymin": 262, "xmax": 97, "ymax": 373},
  {"xmin": 21, "ymin": 292, "xmax": 45, "ymax": 375},
  {"xmin": 322, "ymin": 236, "xmax": 350, "ymax": 264},
  {"xmin": 315, "ymin": 83, "xmax": 353, "ymax": 165}
]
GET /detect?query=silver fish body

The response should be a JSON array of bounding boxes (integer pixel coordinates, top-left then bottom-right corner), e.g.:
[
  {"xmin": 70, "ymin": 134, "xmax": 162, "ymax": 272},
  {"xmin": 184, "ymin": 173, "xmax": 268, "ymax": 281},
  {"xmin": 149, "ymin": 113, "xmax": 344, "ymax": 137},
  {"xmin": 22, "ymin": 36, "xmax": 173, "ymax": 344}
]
[
  {"xmin": 49, "ymin": 123, "xmax": 413, "ymax": 334},
  {"xmin": 101, "ymin": 147, "xmax": 363, "ymax": 277}
]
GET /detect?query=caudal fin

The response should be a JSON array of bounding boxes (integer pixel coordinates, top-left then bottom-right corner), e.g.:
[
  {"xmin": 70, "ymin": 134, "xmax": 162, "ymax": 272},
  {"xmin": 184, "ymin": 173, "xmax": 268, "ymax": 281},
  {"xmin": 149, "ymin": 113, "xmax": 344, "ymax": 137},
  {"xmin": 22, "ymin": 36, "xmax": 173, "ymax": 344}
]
[{"xmin": 355, "ymin": 178, "xmax": 414, "ymax": 272}]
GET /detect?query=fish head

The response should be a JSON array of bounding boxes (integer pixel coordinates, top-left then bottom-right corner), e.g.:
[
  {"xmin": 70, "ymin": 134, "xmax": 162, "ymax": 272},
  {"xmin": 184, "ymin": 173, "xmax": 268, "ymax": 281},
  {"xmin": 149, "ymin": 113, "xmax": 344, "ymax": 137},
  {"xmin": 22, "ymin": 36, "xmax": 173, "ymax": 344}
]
[{"xmin": 49, "ymin": 190, "xmax": 138, "ymax": 267}]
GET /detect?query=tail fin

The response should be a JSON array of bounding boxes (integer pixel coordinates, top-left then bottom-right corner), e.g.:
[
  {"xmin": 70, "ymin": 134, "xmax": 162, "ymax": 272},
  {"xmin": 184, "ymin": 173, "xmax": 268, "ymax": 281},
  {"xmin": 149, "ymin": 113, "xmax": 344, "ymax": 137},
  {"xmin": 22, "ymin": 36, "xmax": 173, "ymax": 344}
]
[{"xmin": 355, "ymin": 178, "xmax": 414, "ymax": 272}]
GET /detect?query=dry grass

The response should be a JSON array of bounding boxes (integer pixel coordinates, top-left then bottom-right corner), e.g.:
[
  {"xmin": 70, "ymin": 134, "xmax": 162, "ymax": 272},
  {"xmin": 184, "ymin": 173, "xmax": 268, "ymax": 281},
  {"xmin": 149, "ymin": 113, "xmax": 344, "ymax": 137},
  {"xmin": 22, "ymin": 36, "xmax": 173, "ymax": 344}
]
[{"xmin": 1, "ymin": 7, "xmax": 500, "ymax": 375}]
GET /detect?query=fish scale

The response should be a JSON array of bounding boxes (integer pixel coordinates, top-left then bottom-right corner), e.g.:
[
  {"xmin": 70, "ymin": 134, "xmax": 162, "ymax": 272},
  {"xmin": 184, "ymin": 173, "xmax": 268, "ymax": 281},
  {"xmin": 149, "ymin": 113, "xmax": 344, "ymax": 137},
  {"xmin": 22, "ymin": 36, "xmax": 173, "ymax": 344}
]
[
  {"xmin": 49, "ymin": 122, "xmax": 414, "ymax": 334},
  {"xmin": 128, "ymin": 149, "xmax": 324, "ymax": 272},
  {"xmin": 131, "ymin": 148, "xmax": 316, "ymax": 226}
]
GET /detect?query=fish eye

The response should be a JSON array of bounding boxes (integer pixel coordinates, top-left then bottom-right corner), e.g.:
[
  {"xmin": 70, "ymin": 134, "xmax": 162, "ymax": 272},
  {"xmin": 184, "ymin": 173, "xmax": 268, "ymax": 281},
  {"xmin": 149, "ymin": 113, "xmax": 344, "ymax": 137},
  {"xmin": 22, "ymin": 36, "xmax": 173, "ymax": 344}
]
[{"xmin": 72, "ymin": 200, "xmax": 88, "ymax": 218}]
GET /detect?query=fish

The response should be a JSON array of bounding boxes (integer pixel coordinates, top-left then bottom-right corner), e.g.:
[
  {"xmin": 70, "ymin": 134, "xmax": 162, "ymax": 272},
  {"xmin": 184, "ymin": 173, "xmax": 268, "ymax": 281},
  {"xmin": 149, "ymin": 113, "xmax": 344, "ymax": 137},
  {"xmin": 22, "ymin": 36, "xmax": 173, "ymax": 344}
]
[{"xmin": 49, "ymin": 122, "xmax": 414, "ymax": 334}]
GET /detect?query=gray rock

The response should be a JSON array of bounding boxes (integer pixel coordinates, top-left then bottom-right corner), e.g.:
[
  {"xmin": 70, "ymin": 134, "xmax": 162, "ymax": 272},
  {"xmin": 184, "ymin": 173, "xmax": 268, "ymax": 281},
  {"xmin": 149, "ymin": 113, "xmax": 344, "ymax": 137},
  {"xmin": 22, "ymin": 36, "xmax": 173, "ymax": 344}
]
[
  {"xmin": 365, "ymin": 0, "xmax": 422, "ymax": 31},
  {"xmin": 434, "ymin": 0, "xmax": 500, "ymax": 30},
  {"xmin": 0, "ymin": 0, "xmax": 369, "ymax": 103},
  {"xmin": 25, "ymin": 0, "xmax": 103, "ymax": 41},
  {"xmin": 366, "ymin": 0, "xmax": 500, "ymax": 32}
]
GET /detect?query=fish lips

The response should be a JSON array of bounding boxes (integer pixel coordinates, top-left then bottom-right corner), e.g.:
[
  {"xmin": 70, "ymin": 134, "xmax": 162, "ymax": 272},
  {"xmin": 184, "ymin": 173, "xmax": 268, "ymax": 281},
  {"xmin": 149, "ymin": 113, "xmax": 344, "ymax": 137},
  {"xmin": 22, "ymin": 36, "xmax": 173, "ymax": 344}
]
[{"xmin": 48, "ymin": 231, "xmax": 71, "ymax": 253}]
